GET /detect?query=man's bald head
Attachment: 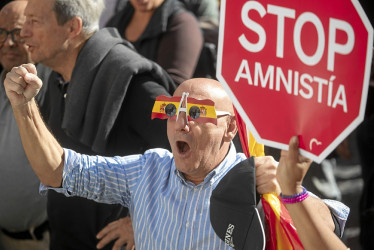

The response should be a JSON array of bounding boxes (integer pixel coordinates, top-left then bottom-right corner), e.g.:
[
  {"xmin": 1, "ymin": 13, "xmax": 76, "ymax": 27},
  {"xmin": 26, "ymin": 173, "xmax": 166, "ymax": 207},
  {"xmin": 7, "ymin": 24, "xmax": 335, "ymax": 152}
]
[
  {"xmin": 0, "ymin": 1, "xmax": 28, "ymax": 26},
  {"xmin": 173, "ymin": 78, "xmax": 235, "ymax": 115}
]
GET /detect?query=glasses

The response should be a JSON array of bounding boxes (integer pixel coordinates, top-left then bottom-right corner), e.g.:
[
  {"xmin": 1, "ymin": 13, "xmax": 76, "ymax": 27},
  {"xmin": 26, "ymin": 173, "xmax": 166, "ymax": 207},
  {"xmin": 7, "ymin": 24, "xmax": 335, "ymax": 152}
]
[
  {"xmin": 0, "ymin": 28, "xmax": 24, "ymax": 44},
  {"xmin": 152, "ymin": 92, "xmax": 232, "ymax": 125}
]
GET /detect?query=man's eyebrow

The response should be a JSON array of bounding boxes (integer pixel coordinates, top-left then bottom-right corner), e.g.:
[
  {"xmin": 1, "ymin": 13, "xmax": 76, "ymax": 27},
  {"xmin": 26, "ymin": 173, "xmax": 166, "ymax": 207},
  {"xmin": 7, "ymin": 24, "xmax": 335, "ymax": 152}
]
[{"xmin": 25, "ymin": 11, "xmax": 39, "ymax": 19}]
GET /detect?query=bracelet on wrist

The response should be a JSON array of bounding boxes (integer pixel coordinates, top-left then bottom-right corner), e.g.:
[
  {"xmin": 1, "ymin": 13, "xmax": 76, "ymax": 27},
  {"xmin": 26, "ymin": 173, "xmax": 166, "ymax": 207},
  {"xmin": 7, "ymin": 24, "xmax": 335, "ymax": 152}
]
[{"xmin": 279, "ymin": 186, "xmax": 309, "ymax": 204}]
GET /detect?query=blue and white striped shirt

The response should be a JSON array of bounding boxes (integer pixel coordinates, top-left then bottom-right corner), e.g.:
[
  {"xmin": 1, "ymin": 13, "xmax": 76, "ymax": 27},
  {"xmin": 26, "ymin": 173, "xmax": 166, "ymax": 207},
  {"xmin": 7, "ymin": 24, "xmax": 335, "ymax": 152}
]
[{"xmin": 43, "ymin": 144, "xmax": 349, "ymax": 249}]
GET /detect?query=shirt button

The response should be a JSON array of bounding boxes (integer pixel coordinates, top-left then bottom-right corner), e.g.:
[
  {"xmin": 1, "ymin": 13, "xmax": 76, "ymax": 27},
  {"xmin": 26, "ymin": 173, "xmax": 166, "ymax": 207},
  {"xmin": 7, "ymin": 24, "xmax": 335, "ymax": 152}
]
[{"xmin": 186, "ymin": 223, "xmax": 190, "ymax": 227}]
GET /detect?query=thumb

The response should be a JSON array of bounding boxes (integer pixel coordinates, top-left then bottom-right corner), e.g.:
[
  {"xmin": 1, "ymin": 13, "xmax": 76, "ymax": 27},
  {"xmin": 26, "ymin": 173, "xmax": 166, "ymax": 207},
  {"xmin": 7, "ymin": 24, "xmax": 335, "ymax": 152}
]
[
  {"xmin": 21, "ymin": 63, "xmax": 37, "ymax": 75},
  {"xmin": 287, "ymin": 136, "xmax": 299, "ymax": 165},
  {"xmin": 24, "ymin": 72, "xmax": 42, "ymax": 89},
  {"xmin": 23, "ymin": 72, "xmax": 43, "ymax": 100}
]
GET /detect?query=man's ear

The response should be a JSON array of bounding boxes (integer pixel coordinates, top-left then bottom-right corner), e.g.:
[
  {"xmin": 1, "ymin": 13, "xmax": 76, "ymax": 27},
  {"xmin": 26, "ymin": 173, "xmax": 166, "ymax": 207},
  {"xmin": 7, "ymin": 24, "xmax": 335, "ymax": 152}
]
[
  {"xmin": 225, "ymin": 116, "xmax": 238, "ymax": 142},
  {"xmin": 67, "ymin": 17, "xmax": 83, "ymax": 38}
]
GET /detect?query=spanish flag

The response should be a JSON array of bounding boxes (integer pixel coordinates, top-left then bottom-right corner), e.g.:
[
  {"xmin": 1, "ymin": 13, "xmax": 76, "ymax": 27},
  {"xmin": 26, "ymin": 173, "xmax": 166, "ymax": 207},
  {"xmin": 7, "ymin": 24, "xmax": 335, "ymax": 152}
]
[
  {"xmin": 234, "ymin": 108, "xmax": 303, "ymax": 250},
  {"xmin": 152, "ymin": 95, "xmax": 220, "ymax": 125},
  {"xmin": 151, "ymin": 96, "xmax": 181, "ymax": 120}
]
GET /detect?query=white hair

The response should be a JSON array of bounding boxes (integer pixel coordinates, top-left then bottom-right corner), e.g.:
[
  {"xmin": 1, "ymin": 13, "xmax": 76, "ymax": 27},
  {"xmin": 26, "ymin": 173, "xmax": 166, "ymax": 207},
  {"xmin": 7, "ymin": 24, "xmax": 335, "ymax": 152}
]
[{"xmin": 53, "ymin": 0, "xmax": 105, "ymax": 35}]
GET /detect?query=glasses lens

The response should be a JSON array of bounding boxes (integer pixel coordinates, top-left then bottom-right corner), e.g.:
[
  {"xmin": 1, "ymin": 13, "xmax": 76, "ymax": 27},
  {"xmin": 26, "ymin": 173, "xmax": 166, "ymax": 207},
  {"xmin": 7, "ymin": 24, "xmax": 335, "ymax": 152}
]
[
  {"xmin": 165, "ymin": 103, "xmax": 177, "ymax": 117},
  {"xmin": 12, "ymin": 29, "xmax": 23, "ymax": 43},
  {"xmin": 189, "ymin": 106, "xmax": 201, "ymax": 119},
  {"xmin": 0, "ymin": 29, "xmax": 7, "ymax": 43}
]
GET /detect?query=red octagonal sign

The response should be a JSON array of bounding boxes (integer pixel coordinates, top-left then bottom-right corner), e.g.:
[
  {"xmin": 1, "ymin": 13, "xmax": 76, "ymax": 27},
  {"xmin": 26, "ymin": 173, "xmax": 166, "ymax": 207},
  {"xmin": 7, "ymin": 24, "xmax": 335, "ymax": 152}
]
[{"xmin": 217, "ymin": 0, "xmax": 373, "ymax": 163}]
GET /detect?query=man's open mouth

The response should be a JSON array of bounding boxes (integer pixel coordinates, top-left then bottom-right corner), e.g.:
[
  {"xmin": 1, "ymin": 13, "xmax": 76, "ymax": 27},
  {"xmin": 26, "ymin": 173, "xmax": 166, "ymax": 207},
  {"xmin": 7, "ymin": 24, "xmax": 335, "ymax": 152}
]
[{"xmin": 177, "ymin": 141, "xmax": 190, "ymax": 154}]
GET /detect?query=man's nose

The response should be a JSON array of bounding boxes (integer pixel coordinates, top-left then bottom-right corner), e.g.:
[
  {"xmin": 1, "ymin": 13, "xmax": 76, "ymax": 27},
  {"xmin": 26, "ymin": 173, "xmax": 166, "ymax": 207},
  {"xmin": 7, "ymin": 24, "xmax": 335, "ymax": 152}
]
[
  {"xmin": 175, "ymin": 112, "xmax": 190, "ymax": 133},
  {"xmin": 20, "ymin": 24, "xmax": 30, "ymax": 38},
  {"xmin": 3, "ymin": 35, "xmax": 16, "ymax": 46}
]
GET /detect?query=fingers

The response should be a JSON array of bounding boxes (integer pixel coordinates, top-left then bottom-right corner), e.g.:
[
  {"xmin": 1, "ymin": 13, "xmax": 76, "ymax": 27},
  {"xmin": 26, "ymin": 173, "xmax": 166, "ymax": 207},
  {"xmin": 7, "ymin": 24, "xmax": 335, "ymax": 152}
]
[
  {"xmin": 96, "ymin": 221, "xmax": 119, "ymax": 249},
  {"xmin": 4, "ymin": 64, "xmax": 42, "ymax": 105},
  {"xmin": 255, "ymin": 156, "xmax": 281, "ymax": 194},
  {"xmin": 113, "ymin": 237, "xmax": 135, "ymax": 250},
  {"xmin": 24, "ymin": 71, "xmax": 42, "ymax": 89},
  {"xmin": 256, "ymin": 179, "xmax": 280, "ymax": 195},
  {"xmin": 255, "ymin": 155, "xmax": 277, "ymax": 170},
  {"xmin": 280, "ymin": 136, "xmax": 312, "ymax": 166},
  {"xmin": 285, "ymin": 136, "xmax": 299, "ymax": 165},
  {"xmin": 21, "ymin": 63, "xmax": 37, "ymax": 75},
  {"xmin": 5, "ymin": 75, "xmax": 25, "ymax": 95},
  {"xmin": 97, "ymin": 237, "xmax": 115, "ymax": 249},
  {"xmin": 5, "ymin": 67, "xmax": 28, "ymax": 92},
  {"xmin": 96, "ymin": 230, "xmax": 118, "ymax": 249},
  {"xmin": 277, "ymin": 136, "xmax": 313, "ymax": 194},
  {"xmin": 96, "ymin": 220, "xmax": 117, "ymax": 239},
  {"xmin": 96, "ymin": 217, "xmax": 134, "ymax": 250},
  {"xmin": 255, "ymin": 156, "xmax": 278, "ymax": 179}
]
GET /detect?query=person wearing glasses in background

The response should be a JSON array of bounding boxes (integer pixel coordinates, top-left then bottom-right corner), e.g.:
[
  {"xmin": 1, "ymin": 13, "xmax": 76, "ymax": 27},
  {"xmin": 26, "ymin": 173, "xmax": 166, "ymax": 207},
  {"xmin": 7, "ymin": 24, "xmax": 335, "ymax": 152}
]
[
  {"xmin": 4, "ymin": 72, "xmax": 349, "ymax": 249},
  {"xmin": 0, "ymin": 1, "xmax": 51, "ymax": 250}
]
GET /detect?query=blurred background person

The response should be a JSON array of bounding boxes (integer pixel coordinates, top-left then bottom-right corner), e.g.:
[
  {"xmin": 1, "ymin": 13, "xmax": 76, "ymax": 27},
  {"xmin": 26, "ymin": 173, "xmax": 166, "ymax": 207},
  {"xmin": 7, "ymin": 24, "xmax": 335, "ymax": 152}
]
[
  {"xmin": 105, "ymin": 0, "xmax": 203, "ymax": 85},
  {"xmin": 0, "ymin": 1, "xmax": 51, "ymax": 249},
  {"xmin": 0, "ymin": 0, "xmax": 14, "ymax": 73},
  {"xmin": 178, "ymin": 0, "xmax": 220, "ymax": 80}
]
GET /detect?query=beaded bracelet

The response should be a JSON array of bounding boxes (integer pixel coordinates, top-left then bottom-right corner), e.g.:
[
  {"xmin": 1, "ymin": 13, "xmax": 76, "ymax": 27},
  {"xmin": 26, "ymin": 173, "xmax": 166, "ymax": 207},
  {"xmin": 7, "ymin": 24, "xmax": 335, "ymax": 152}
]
[{"xmin": 279, "ymin": 186, "xmax": 309, "ymax": 204}]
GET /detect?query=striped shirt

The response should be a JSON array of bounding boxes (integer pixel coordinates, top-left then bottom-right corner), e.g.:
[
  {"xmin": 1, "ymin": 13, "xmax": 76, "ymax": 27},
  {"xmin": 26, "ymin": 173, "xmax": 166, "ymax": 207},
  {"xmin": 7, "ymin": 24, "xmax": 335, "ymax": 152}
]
[{"xmin": 43, "ymin": 144, "xmax": 349, "ymax": 249}]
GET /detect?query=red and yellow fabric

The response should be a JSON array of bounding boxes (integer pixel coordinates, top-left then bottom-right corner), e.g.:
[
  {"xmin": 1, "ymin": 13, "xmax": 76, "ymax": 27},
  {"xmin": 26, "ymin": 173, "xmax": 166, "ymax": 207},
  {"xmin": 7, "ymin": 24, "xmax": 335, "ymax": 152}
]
[
  {"xmin": 262, "ymin": 193, "xmax": 303, "ymax": 250},
  {"xmin": 234, "ymin": 107, "xmax": 303, "ymax": 250},
  {"xmin": 234, "ymin": 108, "xmax": 264, "ymax": 158},
  {"xmin": 152, "ymin": 95, "xmax": 219, "ymax": 125}
]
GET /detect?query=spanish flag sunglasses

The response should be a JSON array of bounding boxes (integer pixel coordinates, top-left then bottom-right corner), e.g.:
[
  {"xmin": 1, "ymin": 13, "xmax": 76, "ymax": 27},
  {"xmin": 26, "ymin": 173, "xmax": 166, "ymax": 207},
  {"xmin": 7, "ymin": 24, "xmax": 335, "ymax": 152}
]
[{"xmin": 151, "ymin": 92, "xmax": 231, "ymax": 125}]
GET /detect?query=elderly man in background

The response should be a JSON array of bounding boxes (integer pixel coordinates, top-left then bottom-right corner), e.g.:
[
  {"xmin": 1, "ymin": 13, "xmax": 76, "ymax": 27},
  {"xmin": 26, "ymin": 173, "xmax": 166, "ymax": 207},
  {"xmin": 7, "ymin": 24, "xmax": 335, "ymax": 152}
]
[
  {"xmin": 0, "ymin": 1, "xmax": 51, "ymax": 250},
  {"xmin": 18, "ymin": 0, "xmax": 176, "ymax": 249}
]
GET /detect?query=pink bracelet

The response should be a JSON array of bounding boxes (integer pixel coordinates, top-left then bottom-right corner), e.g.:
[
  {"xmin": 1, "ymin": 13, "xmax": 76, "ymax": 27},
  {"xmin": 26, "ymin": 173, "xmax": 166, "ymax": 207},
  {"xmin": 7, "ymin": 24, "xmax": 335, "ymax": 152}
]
[{"xmin": 280, "ymin": 186, "xmax": 309, "ymax": 204}]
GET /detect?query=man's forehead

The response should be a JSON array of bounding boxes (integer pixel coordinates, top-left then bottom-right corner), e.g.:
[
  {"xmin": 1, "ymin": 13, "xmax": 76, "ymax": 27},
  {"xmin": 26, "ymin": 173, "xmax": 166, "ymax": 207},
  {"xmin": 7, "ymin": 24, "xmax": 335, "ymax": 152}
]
[
  {"xmin": 0, "ymin": 12, "xmax": 25, "ymax": 29},
  {"xmin": 25, "ymin": 0, "xmax": 53, "ymax": 18},
  {"xmin": 173, "ymin": 92, "xmax": 215, "ymax": 104},
  {"xmin": 173, "ymin": 79, "xmax": 232, "ymax": 111},
  {"xmin": 173, "ymin": 85, "xmax": 213, "ymax": 99}
]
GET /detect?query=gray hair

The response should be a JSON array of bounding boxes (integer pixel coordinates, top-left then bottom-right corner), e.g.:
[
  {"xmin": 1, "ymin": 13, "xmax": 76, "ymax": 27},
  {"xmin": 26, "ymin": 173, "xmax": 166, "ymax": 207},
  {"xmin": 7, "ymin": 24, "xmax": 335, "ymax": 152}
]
[{"xmin": 53, "ymin": 0, "xmax": 105, "ymax": 35}]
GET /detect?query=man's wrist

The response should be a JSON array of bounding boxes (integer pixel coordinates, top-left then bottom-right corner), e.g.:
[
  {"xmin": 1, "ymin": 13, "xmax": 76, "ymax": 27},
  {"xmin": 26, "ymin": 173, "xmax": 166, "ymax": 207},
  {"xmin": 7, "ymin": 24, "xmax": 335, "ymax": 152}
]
[
  {"xmin": 12, "ymin": 98, "xmax": 41, "ymax": 127},
  {"xmin": 280, "ymin": 184, "xmax": 303, "ymax": 196},
  {"xmin": 280, "ymin": 186, "xmax": 309, "ymax": 204}
]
